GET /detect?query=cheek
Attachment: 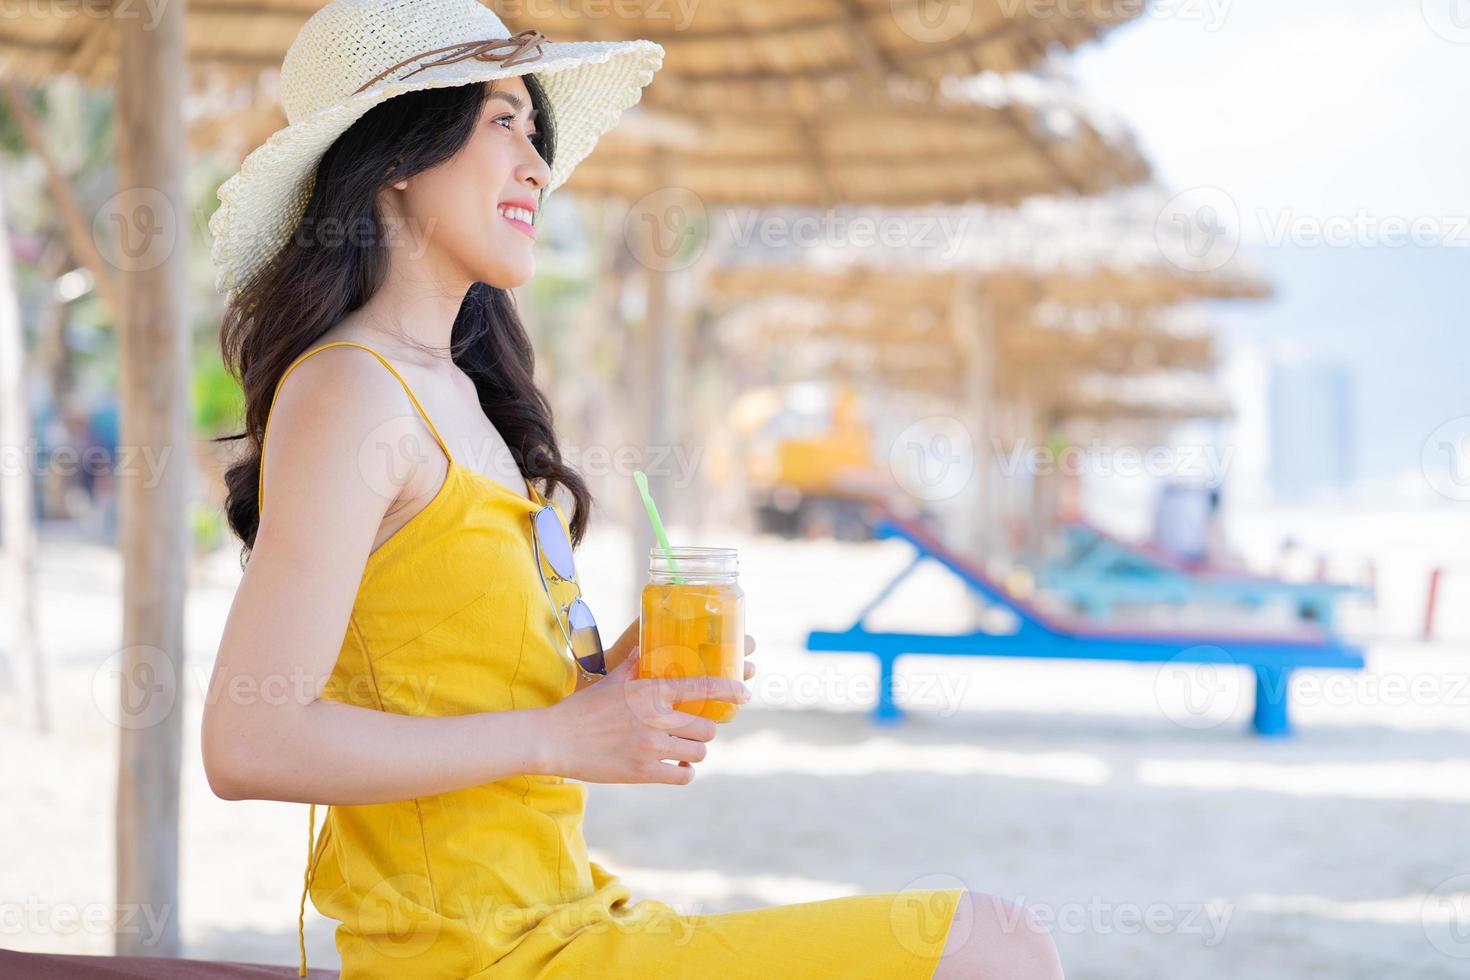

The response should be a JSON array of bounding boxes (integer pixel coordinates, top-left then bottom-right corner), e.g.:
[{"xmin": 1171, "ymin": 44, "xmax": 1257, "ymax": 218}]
[
  {"xmin": 429, "ymin": 132, "xmax": 506, "ymax": 190},
  {"xmin": 416, "ymin": 153, "xmax": 499, "ymax": 244},
  {"xmin": 467, "ymin": 129, "xmax": 520, "ymax": 185},
  {"xmin": 400, "ymin": 173, "xmax": 473, "ymax": 240}
]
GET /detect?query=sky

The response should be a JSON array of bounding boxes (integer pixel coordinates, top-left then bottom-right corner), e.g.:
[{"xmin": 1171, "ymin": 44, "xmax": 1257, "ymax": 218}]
[{"xmin": 1070, "ymin": 0, "xmax": 1470, "ymax": 499}]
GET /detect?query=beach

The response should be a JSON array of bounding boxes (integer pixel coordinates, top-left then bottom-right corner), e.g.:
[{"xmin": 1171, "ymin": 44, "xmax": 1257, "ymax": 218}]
[{"xmin": 2, "ymin": 506, "xmax": 1466, "ymax": 978}]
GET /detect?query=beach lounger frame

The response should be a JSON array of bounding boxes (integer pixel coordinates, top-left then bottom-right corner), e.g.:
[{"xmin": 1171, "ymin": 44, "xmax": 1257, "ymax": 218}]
[
  {"xmin": 806, "ymin": 511, "xmax": 1366, "ymax": 737},
  {"xmin": 1038, "ymin": 522, "xmax": 1371, "ymax": 628}
]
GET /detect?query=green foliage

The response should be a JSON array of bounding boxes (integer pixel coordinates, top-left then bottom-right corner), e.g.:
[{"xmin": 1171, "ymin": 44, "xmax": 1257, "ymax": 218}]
[
  {"xmin": 1043, "ymin": 429, "xmax": 1071, "ymax": 459},
  {"xmin": 191, "ymin": 499, "xmax": 224, "ymax": 554},
  {"xmin": 193, "ymin": 348, "xmax": 243, "ymax": 436},
  {"xmin": 0, "ymin": 85, "xmax": 32, "ymax": 156}
]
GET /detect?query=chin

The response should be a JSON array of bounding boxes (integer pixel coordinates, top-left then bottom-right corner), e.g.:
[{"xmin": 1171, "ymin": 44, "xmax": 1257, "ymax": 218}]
[{"xmin": 479, "ymin": 256, "xmax": 535, "ymax": 290}]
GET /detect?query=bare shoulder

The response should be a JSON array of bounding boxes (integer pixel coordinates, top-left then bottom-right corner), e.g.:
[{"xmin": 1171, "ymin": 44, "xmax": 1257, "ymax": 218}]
[
  {"xmin": 266, "ymin": 340, "xmax": 413, "ymax": 459},
  {"xmin": 258, "ymin": 342, "xmax": 443, "ymax": 548}
]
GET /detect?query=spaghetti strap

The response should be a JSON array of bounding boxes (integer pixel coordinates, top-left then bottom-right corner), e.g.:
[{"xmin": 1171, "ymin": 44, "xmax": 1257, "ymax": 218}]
[{"xmin": 256, "ymin": 340, "xmax": 456, "ymax": 514}]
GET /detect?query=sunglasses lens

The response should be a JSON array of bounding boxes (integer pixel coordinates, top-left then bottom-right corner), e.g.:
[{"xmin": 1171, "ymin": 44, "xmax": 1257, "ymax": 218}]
[
  {"xmin": 567, "ymin": 598, "xmax": 605, "ymax": 675},
  {"xmin": 532, "ymin": 505, "xmax": 576, "ymax": 581}
]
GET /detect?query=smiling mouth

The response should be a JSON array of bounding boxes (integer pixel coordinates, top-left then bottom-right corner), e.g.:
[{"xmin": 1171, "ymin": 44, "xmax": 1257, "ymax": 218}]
[{"xmin": 499, "ymin": 204, "xmax": 537, "ymax": 240}]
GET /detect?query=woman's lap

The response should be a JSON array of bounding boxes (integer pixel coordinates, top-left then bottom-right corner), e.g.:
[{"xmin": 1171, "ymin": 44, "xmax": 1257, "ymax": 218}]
[{"xmin": 477, "ymin": 888, "xmax": 965, "ymax": 979}]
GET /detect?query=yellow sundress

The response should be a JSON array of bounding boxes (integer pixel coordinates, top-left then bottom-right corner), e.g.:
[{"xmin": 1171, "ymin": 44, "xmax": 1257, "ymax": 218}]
[{"xmin": 255, "ymin": 341, "xmax": 963, "ymax": 978}]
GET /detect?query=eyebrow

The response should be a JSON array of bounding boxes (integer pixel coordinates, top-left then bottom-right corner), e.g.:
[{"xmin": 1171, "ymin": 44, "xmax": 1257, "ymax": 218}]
[{"xmin": 488, "ymin": 89, "xmax": 538, "ymax": 124}]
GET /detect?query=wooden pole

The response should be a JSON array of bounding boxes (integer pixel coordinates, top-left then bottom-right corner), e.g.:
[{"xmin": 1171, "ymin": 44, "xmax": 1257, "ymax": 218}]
[
  {"xmin": 113, "ymin": 0, "xmax": 189, "ymax": 957},
  {"xmin": 949, "ymin": 274, "xmax": 993, "ymax": 560},
  {"xmin": 0, "ymin": 154, "xmax": 48, "ymax": 733},
  {"xmin": 946, "ymin": 274, "xmax": 998, "ymax": 625},
  {"xmin": 1023, "ymin": 402, "xmax": 1050, "ymax": 562}
]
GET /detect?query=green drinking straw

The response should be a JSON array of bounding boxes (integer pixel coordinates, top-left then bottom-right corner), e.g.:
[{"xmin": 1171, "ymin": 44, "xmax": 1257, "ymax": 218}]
[{"xmin": 633, "ymin": 469, "xmax": 683, "ymax": 584}]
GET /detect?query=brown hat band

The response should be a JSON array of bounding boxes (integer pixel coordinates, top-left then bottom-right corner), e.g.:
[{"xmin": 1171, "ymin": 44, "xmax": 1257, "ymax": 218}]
[{"xmin": 352, "ymin": 29, "xmax": 547, "ymax": 96}]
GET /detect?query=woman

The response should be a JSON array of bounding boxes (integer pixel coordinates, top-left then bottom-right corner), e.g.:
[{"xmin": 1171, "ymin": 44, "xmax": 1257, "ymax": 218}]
[{"xmin": 204, "ymin": 1, "xmax": 1062, "ymax": 977}]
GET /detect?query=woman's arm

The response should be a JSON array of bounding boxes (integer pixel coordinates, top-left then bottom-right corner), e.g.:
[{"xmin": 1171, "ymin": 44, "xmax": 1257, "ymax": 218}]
[{"xmin": 201, "ymin": 348, "xmax": 746, "ymax": 805}]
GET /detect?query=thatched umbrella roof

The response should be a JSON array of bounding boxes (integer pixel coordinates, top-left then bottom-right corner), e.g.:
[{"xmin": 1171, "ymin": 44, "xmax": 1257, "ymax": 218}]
[
  {"xmin": 706, "ymin": 185, "xmax": 1270, "ymax": 306},
  {"xmin": 0, "ymin": 1, "xmax": 308, "ymax": 86},
  {"xmin": 746, "ymin": 367, "xmax": 1227, "ymax": 416},
  {"xmin": 0, "ymin": 0, "xmax": 1143, "ymax": 87},
  {"xmin": 502, "ymin": 0, "xmax": 1151, "ymax": 205},
  {"xmin": 702, "ymin": 186, "xmax": 1261, "ymax": 426},
  {"xmin": 0, "ymin": 4, "xmax": 1150, "ymax": 206},
  {"xmin": 576, "ymin": 70, "xmax": 1148, "ymax": 205},
  {"xmin": 1045, "ymin": 370, "xmax": 1234, "ymax": 424},
  {"xmin": 0, "ymin": 8, "xmax": 294, "ymax": 159},
  {"xmin": 706, "ymin": 260, "xmax": 1261, "ymax": 320},
  {"xmin": 504, "ymin": 0, "xmax": 1143, "ymax": 88},
  {"xmin": 718, "ymin": 293, "xmax": 1221, "ymax": 394},
  {"xmin": 743, "ymin": 351, "xmax": 1233, "ymax": 425}
]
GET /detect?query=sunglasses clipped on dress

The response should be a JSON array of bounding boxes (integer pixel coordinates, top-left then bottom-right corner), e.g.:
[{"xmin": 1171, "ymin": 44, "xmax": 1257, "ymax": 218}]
[{"xmin": 529, "ymin": 502, "xmax": 606, "ymax": 678}]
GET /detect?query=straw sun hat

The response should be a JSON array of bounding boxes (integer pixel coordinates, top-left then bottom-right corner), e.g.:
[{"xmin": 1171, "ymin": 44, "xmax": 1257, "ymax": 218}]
[{"xmin": 207, "ymin": 0, "xmax": 664, "ymax": 300}]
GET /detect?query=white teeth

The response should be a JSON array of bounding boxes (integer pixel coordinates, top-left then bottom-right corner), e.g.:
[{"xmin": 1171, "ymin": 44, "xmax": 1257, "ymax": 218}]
[{"xmin": 500, "ymin": 205, "xmax": 533, "ymax": 224}]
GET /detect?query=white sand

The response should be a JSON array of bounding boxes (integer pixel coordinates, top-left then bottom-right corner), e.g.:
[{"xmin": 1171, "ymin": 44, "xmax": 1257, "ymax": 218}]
[{"xmin": 1, "ymin": 512, "xmax": 1467, "ymax": 979}]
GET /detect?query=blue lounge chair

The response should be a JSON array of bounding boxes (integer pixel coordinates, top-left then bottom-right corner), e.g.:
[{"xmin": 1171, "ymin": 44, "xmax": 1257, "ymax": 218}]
[
  {"xmin": 1038, "ymin": 521, "xmax": 1372, "ymax": 628},
  {"xmin": 806, "ymin": 509, "xmax": 1366, "ymax": 736}
]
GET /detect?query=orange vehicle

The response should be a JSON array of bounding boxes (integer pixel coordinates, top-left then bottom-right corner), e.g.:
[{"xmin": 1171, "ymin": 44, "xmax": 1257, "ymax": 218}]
[{"xmin": 742, "ymin": 385, "xmax": 892, "ymax": 539}]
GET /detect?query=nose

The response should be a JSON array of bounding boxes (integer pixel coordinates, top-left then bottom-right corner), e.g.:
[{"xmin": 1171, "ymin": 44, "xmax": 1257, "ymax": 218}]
[{"xmin": 518, "ymin": 139, "xmax": 552, "ymax": 192}]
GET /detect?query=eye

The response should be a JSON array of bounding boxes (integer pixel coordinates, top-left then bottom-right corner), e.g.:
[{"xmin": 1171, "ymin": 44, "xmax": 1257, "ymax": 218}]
[{"xmin": 491, "ymin": 113, "xmax": 539, "ymax": 143}]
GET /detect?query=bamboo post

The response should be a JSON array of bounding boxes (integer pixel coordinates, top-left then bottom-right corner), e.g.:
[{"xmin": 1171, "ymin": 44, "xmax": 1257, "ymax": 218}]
[
  {"xmin": 113, "ymin": 0, "xmax": 189, "ymax": 957},
  {"xmin": 1023, "ymin": 402, "xmax": 1051, "ymax": 561},
  {"xmin": 0, "ymin": 158, "xmax": 48, "ymax": 733},
  {"xmin": 946, "ymin": 273, "xmax": 998, "ymax": 625},
  {"xmin": 949, "ymin": 273, "xmax": 994, "ymax": 561}
]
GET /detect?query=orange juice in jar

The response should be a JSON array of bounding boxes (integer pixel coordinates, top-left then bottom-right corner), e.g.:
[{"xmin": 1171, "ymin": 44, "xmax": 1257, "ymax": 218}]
[{"xmin": 638, "ymin": 547, "xmax": 745, "ymax": 723}]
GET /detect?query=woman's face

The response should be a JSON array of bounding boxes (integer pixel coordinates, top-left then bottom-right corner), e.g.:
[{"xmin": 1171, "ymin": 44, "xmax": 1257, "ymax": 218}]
[{"xmin": 386, "ymin": 76, "xmax": 551, "ymax": 289}]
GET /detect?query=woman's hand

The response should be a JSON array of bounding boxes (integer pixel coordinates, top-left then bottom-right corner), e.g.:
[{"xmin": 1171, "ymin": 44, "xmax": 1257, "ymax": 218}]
[{"xmin": 537, "ymin": 647, "xmax": 750, "ymax": 785}]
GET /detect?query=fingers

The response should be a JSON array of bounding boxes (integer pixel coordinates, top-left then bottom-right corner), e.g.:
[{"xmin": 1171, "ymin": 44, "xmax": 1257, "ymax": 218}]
[
  {"xmin": 744, "ymin": 661, "xmax": 757, "ymax": 680},
  {"xmin": 644, "ymin": 760, "xmax": 697, "ymax": 785},
  {"xmin": 664, "ymin": 711, "xmax": 719, "ymax": 742},
  {"xmin": 744, "ymin": 634, "xmax": 756, "ymax": 655},
  {"xmin": 659, "ymin": 734, "xmax": 709, "ymax": 765},
  {"xmin": 644, "ymin": 674, "xmax": 750, "ymax": 706}
]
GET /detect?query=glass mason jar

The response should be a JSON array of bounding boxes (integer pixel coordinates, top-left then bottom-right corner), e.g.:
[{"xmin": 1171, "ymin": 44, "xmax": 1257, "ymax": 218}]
[{"xmin": 638, "ymin": 547, "xmax": 745, "ymax": 723}]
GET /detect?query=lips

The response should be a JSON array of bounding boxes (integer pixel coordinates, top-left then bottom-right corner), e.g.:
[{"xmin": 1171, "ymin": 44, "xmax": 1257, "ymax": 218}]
[{"xmin": 498, "ymin": 199, "xmax": 537, "ymax": 240}]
